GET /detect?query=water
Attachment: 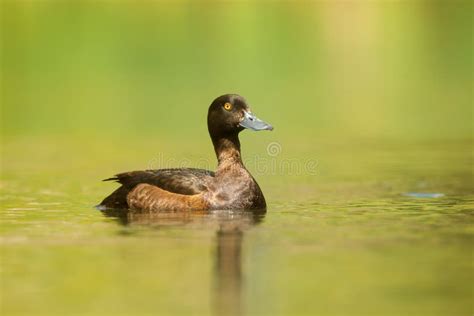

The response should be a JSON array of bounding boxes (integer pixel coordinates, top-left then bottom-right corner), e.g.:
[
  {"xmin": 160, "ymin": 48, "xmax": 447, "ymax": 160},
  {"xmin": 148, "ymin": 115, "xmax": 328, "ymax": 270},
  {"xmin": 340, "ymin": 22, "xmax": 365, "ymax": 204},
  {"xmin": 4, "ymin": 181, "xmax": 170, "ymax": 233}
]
[{"xmin": 1, "ymin": 138, "xmax": 472, "ymax": 316}]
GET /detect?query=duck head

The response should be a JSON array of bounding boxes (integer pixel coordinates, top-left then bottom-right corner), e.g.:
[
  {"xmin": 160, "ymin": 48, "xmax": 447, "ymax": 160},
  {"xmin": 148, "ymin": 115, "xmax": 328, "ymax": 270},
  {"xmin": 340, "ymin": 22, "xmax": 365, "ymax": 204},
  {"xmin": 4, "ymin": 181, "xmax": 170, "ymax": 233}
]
[{"xmin": 207, "ymin": 94, "xmax": 273, "ymax": 138}]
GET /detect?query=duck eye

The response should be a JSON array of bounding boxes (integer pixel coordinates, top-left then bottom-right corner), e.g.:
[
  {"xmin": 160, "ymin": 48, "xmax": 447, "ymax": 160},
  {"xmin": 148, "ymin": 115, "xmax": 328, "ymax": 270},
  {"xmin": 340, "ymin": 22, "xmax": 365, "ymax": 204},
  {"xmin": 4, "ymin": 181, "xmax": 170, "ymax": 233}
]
[{"xmin": 223, "ymin": 102, "xmax": 233, "ymax": 111}]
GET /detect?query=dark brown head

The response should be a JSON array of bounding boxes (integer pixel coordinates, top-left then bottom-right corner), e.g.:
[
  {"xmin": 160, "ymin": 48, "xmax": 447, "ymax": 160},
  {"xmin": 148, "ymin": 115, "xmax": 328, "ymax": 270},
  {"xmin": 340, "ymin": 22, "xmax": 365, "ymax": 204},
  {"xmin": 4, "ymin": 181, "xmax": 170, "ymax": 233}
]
[{"xmin": 207, "ymin": 94, "xmax": 273, "ymax": 139}]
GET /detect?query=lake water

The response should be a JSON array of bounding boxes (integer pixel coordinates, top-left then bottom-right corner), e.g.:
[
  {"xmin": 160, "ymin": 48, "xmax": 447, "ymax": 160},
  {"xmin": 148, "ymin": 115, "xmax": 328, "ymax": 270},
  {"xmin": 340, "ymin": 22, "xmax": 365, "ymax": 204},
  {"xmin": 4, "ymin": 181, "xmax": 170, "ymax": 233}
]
[{"xmin": 1, "ymin": 138, "xmax": 472, "ymax": 316}]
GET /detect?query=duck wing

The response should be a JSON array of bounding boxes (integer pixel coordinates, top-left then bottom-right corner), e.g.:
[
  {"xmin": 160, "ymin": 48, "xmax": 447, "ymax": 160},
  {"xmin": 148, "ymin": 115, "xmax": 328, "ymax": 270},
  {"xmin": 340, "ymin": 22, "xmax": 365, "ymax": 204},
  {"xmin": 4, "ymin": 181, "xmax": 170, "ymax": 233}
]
[{"xmin": 98, "ymin": 168, "xmax": 215, "ymax": 209}]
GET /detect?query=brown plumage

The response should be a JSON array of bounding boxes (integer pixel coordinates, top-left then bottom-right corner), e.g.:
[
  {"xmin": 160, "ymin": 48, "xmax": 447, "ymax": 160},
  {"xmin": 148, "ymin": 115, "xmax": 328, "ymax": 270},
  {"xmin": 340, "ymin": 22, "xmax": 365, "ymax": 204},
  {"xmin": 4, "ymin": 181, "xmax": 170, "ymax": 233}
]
[{"xmin": 98, "ymin": 94, "xmax": 273, "ymax": 212}]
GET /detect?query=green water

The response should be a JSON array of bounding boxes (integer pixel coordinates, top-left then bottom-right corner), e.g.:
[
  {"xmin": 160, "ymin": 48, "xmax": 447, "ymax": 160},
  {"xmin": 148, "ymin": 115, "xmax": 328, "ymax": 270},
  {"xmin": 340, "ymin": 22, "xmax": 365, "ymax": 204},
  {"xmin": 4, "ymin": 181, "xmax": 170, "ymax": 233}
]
[
  {"xmin": 1, "ymin": 138, "xmax": 472, "ymax": 316},
  {"xmin": 1, "ymin": 1, "xmax": 473, "ymax": 316}
]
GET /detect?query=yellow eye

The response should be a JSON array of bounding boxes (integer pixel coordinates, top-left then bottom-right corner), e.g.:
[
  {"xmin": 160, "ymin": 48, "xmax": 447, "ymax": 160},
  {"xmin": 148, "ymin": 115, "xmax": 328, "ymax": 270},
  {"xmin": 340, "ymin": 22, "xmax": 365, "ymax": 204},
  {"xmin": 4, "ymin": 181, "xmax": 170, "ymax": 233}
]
[{"xmin": 224, "ymin": 102, "xmax": 233, "ymax": 111}]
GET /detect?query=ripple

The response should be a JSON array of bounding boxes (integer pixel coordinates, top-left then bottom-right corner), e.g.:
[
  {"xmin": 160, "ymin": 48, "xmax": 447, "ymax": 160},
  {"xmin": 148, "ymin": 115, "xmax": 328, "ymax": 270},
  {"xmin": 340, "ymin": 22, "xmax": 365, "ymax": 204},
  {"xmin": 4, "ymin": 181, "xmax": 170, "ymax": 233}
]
[{"xmin": 404, "ymin": 192, "xmax": 445, "ymax": 198}]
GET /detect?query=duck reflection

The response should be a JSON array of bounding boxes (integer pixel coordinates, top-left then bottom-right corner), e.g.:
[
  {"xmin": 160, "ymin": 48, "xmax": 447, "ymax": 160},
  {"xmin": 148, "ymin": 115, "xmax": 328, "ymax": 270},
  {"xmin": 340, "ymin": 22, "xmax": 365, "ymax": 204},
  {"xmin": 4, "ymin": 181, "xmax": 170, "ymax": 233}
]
[
  {"xmin": 215, "ymin": 222, "xmax": 244, "ymax": 316},
  {"xmin": 101, "ymin": 208, "xmax": 265, "ymax": 316},
  {"xmin": 213, "ymin": 210, "xmax": 264, "ymax": 316}
]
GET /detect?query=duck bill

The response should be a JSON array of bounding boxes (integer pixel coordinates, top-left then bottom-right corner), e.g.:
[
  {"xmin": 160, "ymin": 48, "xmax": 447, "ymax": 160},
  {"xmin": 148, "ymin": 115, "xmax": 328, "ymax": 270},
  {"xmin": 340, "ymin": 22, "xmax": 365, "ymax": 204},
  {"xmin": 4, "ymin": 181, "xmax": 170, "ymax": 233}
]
[{"xmin": 240, "ymin": 111, "xmax": 274, "ymax": 131}]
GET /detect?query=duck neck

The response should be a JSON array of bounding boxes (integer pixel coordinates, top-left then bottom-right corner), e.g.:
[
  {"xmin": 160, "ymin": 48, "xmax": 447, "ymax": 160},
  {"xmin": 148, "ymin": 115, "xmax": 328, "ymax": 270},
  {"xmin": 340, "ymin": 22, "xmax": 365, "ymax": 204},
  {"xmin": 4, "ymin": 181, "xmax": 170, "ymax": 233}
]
[{"xmin": 211, "ymin": 133, "xmax": 243, "ymax": 168}]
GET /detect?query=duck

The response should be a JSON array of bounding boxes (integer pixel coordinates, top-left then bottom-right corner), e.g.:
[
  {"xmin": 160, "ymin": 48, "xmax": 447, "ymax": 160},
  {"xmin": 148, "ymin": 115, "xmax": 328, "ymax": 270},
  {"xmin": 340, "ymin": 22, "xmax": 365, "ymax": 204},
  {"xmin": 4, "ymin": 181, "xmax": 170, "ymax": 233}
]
[{"xmin": 98, "ymin": 94, "xmax": 273, "ymax": 212}]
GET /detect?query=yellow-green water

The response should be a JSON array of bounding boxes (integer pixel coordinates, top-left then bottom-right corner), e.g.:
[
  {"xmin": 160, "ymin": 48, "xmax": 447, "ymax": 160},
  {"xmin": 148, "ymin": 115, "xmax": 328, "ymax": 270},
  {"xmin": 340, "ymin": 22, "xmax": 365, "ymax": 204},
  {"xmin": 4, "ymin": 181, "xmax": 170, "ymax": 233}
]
[{"xmin": 1, "ymin": 1, "xmax": 473, "ymax": 316}]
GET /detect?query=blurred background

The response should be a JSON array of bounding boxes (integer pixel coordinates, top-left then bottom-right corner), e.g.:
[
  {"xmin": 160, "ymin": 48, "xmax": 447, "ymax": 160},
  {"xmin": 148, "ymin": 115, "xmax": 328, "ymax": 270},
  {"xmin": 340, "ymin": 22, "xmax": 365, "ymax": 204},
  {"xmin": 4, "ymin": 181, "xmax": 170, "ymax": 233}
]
[
  {"xmin": 2, "ymin": 1, "xmax": 472, "ymax": 141},
  {"xmin": 1, "ymin": 1, "xmax": 472, "ymax": 316}
]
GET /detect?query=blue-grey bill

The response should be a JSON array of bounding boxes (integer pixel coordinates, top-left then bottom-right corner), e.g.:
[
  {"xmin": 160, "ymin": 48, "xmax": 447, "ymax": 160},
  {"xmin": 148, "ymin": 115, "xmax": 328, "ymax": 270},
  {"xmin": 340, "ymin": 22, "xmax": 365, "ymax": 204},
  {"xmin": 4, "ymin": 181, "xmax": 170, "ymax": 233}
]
[{"xmin": 239, "ymin": 111, "xmax": 274, "ymax": 131}]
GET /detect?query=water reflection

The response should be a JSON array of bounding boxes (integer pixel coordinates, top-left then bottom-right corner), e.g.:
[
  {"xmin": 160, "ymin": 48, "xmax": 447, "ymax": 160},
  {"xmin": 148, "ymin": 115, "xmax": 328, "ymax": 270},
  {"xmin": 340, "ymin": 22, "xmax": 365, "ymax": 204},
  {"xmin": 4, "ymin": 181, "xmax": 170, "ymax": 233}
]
[{"xmin": 101, "ymin": 208, "xmax": 265, "ymax": 316}]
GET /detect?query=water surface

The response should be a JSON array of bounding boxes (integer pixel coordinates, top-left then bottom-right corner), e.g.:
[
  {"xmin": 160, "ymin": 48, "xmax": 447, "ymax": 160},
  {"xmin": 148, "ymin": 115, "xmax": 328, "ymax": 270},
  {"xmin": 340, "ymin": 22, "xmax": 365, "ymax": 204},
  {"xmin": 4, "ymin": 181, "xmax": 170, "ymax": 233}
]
[{"xmin": 1, "ymin": 138, "xmax": 472, "ymax": 316}]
